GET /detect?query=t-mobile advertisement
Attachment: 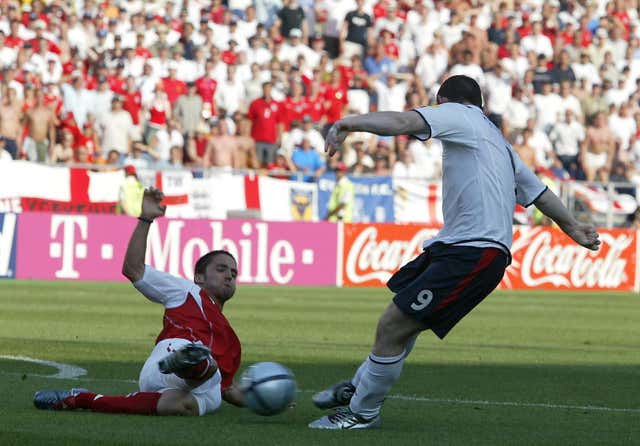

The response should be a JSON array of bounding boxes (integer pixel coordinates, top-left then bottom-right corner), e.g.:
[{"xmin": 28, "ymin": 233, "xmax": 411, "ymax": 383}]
[{"xmin": 16, "ymin": 213, "xmax": 338, "ymax": 285}]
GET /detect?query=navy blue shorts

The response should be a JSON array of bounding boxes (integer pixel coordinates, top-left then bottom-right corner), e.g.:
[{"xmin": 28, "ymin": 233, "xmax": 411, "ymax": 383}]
[{"xmin": 389, "ymin": 243, "xmax": 508, "ymax": 339}]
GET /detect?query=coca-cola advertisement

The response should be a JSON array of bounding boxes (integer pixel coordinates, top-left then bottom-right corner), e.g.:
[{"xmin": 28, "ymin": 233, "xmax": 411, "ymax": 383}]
[
  {"xmin": 341, "ymin": 223, "xmax": 440, "ymax": 287},
  {"xmin": 342, "ymin": 223, "xmax": 637, "ymax": 291},
  {"xmin": 502, "ymin": 226, "xmax": 636, "ymax": 291}
]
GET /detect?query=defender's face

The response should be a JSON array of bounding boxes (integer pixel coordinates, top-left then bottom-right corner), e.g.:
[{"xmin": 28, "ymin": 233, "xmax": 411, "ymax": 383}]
[{"xmin": 203, "ymin": 255, "xmax": 238, "ymax": 302}]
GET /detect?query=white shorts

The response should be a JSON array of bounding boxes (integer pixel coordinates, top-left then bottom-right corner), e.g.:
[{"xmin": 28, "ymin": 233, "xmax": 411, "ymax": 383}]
[
  {"xmin": 584, "ymin": 151, "xmax": 608, "ymax": 170},
  {"xmin": 138, "ymin": 338, "xmax": 222, "ymax": 416}
]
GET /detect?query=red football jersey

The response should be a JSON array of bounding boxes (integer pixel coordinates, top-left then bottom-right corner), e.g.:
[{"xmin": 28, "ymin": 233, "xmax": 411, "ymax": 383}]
[
  {"xmin": 322, "ymin": 85, "xmax": 348, "ymax": 123},
  {"xmin": 135, "ymin": 267, "xmax": 241, "ymax": 391},
  {"xmin": 122, "ymin": 91, "xmax": 142, "ymax": 125},
  {"xmin": 281, "ymin": 97, "xmax": 306, "ymax": 129},
  {"xmin": 303, "ymin": 96, "xmax": 325, "ymax": 122},
  {"xmin": 247, "ymin": 97, "xmax": 281, "ymax": 143}
]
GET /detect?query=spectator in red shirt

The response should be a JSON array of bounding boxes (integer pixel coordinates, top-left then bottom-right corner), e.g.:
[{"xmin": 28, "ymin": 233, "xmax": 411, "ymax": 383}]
[
  {"xmin": 281, "ymin": 81, "xmax": 306, "ymax": 130},
  {"xmin": 78, "ymin": 122, "xmax": 102, "ymax": 162},
  {"xmin": 221, "ymin": 40, "xmax": 239, "ymax": 65},
  {"xmin": 162, "ymin": 62, "xmax": 187, "ymax": 105},
  {"xmin": 209, "ymin": 0, "xmax": 227, "ymax": 24},
  {"xmin": 195, "ymin": 60, "xmax": 218, "ymax": 119},
  {"xmin": 304, "ymin": 80, "xmax": 326, "ymax": 125},
  {"xmin": 29, "ymin": 20, "xmax": 61, "ymax": 54},
  {"xmin": 108, "ymin": 62, "xmax": 127, "ymax": 95},
  {"xmin": 5, "ymin": 20, "xmax": 24, "ymax": 49},
  {"xmin": 338, "ymin": 56, "xmax": 369, "ymax": 89},
  {"xmin": 381, "ymin": 30, "xmax": 399, "ymax": 60},
  {"xmin": 322, "ymin": 71, "xmax": 349, "ymax": 133},
  {"xmin": 122, "ymin": 76, "xmax": 143, "ymax": 140},
  {"xmin": 247, "ymin": 82, "xmax": 282, "ymax": 166},
  {"xmin": 267, "ymin": 148, "xmax": 294, "ymax": 180},
  {"xmin": 134, "ymin": 33, "xmax": 152, "ymax": 59}
]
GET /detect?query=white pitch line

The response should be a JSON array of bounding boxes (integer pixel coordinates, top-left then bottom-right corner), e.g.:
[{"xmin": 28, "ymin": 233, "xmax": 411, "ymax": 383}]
[
  {"xmin": 0, "ymin": 355, "xmax": 87, "ymax": 379},
  {"xmin": 385, "ymin": 394, "xmax": 640, "ymax": 414},
  {"xmin": 2, "ymin": 357, "xmax": 639, "ymax": 415}
]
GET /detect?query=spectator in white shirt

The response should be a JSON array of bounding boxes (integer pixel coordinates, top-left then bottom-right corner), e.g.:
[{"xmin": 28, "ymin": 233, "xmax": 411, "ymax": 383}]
[
  {"xmin": 571, "ymin": 51, "xmax": 601, "ymax": 89},
  {"xmin": 237, "ymin": 5, "xmax": 259, "ymax": 41},
  {"xmin": 291, "ymin": 116, "xmax": 325, "ymax": 153},
  {"xmin": 549, "ymin": 109, "xmax": 585, "ymax": 175},
  {"xmin": 374, "ymin": 2, "xmax": 404, "ymax": 38},
  {"xmin": 604, "ymin": 78, "xmax": 629, "ymax": 107},
  {"xmin": 439, "ymin": 11, "xmax": 466, "ymax": 49},
  {"xmin": 588, "ymin": 29, "xmax": 614, "ymax": 70},
  {"xmin": 278, "ymin": 28, "xmax": 314, "ymax": 64},
  {"xmin": 501, "ymin": 42, "xmax": 529, "ymax": 81},
  {"xmin": 92, "ymin": 77, "xmax": 115, "ymax": 122},
  {"xmin": 153, "ymin": 119, "xmax": 184, "ymax": 162},
  {"xmin": 505, "ymin": 85, "xmax": 533, "ymax": 134},
  {"xmin": 98, "ymin": 96, "xmax": 134, "ymax": 155},
  {"xmin": 520, "ymin": 21, "xmax": 553, "ymax": 58},
  {"xmin": 415, "ymin": 42, "xmax": 448, "ymax": 90},
  {"xmin": 41, "ymin": 56, "xmax": 62, "ymax": 84},
  {"xmin": 534, "ymin": 82, "xmax": 563, "ymax": 132},
  {"xmin": 558, "ymin": 81, "xmax": 583, "ymax": 122},
  {"xmin": 0, "ymin": 33, "xmax": 17, "ymax": 69},
  {"xmin": 485, "ymin": 63, "xmax": 513, "ymax": 119},
  {"xmin": 407, "ymin": 137, "xmax": 442, "ymax": 180},
  {"xmin": 65, "ymin": 13, "xmax": 89, "ymax": 58},
  {"xmin": 449, "ymin": 50, "xmax": 485, "ymax": 89},
  {"xmin": 246, "ymin": 35, "xmax": 272, "ymax": 67},
  {"xmin": 392, "ymin": 149, "xmax": 421, "ymax": 179},
  {"xmin": 214, "ymin": 64, "xmax": 246, "ymax": 114},
  {"xmin": 608, "ymin": 102, "xmax": 636, "ymax": 159},
  {"xmin": 375, "ymin": 74, "xmax": 408, "ymax": 112}
]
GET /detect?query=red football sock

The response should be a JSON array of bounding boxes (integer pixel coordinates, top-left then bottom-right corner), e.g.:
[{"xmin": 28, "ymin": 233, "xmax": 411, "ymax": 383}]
[{"xmin": 74, "ymin": 391, "xmax": 161, "ymax": 415}]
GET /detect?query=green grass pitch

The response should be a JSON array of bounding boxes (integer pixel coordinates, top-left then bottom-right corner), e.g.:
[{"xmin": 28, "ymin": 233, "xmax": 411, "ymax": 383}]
[{"xmin": 0, "ymin": 280, "xmax": 638, "ymax": 446}]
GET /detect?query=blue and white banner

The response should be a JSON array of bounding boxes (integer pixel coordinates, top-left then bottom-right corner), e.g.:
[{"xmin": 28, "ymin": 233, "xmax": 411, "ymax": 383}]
[
  {"xmin": 0, "ymin": 213, "xmax": 17, "ymax": 278},
  {"xmin": 318, "ymin": 174, "xmax": 394, "ymax": 223}
]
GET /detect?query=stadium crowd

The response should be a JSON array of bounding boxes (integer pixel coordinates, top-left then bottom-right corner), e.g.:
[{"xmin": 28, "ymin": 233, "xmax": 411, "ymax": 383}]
[{"xmin": 0, "ymin": 0, "xmax": 640, "ymax": 186}]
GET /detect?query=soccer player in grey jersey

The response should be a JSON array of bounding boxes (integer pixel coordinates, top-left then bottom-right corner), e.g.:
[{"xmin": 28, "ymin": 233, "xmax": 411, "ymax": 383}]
[{"xmin": 309, "ymin": 75, "xmax": 600, "ymax": 430}]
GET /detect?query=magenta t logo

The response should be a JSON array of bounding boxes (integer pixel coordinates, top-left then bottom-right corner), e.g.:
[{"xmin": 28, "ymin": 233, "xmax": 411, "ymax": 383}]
[{"xmin": 49, "ymin": 215, "xmax": 88, "ymax": 279}]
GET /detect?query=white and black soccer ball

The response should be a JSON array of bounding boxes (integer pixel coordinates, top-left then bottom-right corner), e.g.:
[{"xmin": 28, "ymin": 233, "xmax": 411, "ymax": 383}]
[{"xmin": 241, "ymin": 362, "xmax": 296, "ymax": 416}]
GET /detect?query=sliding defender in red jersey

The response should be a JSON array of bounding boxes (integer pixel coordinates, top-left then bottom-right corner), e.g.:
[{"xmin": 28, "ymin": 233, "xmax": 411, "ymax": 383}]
[{"xmin": 34, "ymin": 188, "xmax": 244, "ymax": 416}]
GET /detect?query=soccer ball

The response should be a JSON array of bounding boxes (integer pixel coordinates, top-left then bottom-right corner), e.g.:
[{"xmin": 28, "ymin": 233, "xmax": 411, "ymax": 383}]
[{"xmin": 241, "ymin": 362, "xmax": 296, "ymax": 416}]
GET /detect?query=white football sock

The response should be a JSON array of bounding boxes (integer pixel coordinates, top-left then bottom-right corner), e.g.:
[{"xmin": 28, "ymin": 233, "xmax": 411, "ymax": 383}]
[
  {"xmin": 350, "ymin": 335, "xmax": 416, "ymax": 388},
  {"xmin": 349, "ymin": 351, "xmax": 406, "ymax": 419},
  {"xmin": 350, "ymin": 358, "xmax": 369, "ymax": 388}
]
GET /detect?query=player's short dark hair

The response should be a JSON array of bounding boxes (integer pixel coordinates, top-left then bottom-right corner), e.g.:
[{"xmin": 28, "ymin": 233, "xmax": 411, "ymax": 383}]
[
  {"xmin": 194, "ymin": 250, "xmax": 237, "ymax": 281},
  {"xmin": 437, "ymin": 75, "xmax": 483, "ymax": 109}
]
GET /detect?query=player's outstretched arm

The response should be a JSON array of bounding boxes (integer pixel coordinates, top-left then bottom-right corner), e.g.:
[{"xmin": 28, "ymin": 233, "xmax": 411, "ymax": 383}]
[
  {"xmin": 122, "ymin": 188, "xmax": 167, "ymax": 282},
  {"xmin": 325, "ymin": 111, "xmax": 427, "ymax": 156},
  {"xmin": 222, "ymin": 385, "xmax": 246, "ymax": 407},
  {"xmin": 533, "ymin": 188, "xmax": 601, "ymax": 251}
]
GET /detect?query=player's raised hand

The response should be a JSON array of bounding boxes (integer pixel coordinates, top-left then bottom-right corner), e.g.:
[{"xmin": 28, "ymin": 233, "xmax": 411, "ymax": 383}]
[
  {"xmin": 565, "ymin": 221, "xmax": 601, "ymax": 251},
  {"xmin": 325, "ymin": 120, "xmax": 348, "ymax": 157},
  {"xmin": 141, "ymin": 187, "xmax": 167, "ymax": 220}
]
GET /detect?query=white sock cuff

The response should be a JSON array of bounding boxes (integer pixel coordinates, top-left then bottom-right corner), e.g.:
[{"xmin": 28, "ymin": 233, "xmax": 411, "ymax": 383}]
[{"xmin": 368, "ymin": 351, "xmax": 406, "ymax": 365}]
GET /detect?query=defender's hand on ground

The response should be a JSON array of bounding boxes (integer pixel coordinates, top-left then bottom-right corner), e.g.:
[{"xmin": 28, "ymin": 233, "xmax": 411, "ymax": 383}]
[
  {"xmin": 565, "ymin": 221, "xmax": 601, "ymax": 251},
  {"xmin": 141, "ymin": 187, "xmax": 166, "ymax": 220},
  {"xmin": 325, "ymin": 121, "xmax": 348, "ymax": 157}
]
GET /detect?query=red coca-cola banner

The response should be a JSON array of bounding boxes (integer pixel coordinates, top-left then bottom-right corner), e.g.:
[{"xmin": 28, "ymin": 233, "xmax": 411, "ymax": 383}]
[
  {"xmin": 342, "ymin": 223, "xmax": 637, "ymax": 291},
  {"xmin": 501, "ymin": 226, "xmax": 636, "ymax": 291},
  {"xmin": 341, "ymin": 223, "xmax": 440, "ymax": 287}
]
